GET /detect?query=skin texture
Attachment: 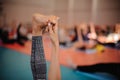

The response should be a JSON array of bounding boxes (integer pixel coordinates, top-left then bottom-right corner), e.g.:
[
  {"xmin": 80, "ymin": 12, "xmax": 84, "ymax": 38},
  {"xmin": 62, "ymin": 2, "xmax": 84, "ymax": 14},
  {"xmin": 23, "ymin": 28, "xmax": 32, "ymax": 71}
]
[{"xmin": 32, "ymin": 13, "xmax": 61, "ymax": 80}]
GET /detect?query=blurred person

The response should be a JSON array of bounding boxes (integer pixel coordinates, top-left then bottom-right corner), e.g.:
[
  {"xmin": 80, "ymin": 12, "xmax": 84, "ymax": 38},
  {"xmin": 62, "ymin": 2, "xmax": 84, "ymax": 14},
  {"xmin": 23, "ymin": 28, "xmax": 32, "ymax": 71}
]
[
  {"xmin": 0, "ymin": 24, "xmax": 3, "ymax": 39},
  {"xmin": 115, "ymin": 23, "xmax": 120, "ymax": 34},
  {"xmin": 58, "ymin": 26, "xmax": 71, "ymax": 46},
  {"xmin": 0, "ymin": 21, "xmax": 17, "ymax": 44},
  {"xmin": 0, "ymin": 19, "xmax": 4, "ymax": 45},
  {"xmin": 0, "ymin": 20, "xmax": 29, "ymax": 46},
  {"xmin": 16, "ymin": 23, "xmax": 28, "ymax": 46},
  {"xmin": 96, "ymin": 24, "xmax": 120, "ymax": 48},
  {"xmin": 72, "ymin": 23, "xmax": 97, "ymax": 50},
  {"xmin": 31, "ymin": 13, "xmax": 61, "ymax": 80},
  {"xmin": 72, "ymin": 23, "xmax": 89, "ymax": 42},
  {"xmin": 25, "ymin": 23, "xmax": 33, "ymax": 40},
  {"xmin": 67, "ymin": 59, "xmax": 120, "ymax": 80},
  {"xmin": 0, "ymin": 16, "xmax": 4, "ymax": 38}
]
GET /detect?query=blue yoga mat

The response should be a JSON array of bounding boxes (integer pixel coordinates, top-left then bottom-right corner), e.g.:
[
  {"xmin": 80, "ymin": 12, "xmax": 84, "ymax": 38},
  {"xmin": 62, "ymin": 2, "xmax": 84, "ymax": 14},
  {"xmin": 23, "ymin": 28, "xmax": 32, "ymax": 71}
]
[{"xmin": 0, "ymin": 47, "xmax": 116, "ymax": 80}]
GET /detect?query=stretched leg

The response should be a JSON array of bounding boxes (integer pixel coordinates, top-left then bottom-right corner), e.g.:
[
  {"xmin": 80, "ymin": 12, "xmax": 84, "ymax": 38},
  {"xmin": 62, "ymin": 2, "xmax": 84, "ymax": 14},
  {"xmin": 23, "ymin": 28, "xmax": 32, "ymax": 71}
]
[
  {"xmin": 31, "ymin": 14, "xmax": 48, "ymax": 80},
  {"xmin": 1, "ymin": 30, "xmax": 16, "ymax": 44},
  {"xmin": 31, "ymin": 36, "xmax": 46, "ymax": 80},
  {"xmin": 76, "ymin": 63, "xmax": 120, "ymax": 79}
]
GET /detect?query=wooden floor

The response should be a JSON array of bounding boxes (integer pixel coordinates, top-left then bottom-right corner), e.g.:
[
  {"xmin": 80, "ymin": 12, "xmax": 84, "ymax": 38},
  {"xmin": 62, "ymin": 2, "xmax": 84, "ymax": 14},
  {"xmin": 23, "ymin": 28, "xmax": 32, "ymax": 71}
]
[{"xmin": 1, "ymin": 37, "xmax": 120, "ymax": 67}]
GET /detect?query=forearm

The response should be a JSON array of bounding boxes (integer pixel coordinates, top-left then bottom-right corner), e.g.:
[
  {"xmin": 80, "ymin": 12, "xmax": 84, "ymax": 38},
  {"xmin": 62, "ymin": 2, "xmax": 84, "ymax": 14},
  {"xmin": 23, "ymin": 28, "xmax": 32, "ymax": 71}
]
[
  {"xmin": 51, "ymin": 42, "xmax": 59, "ymax": 61},
  {"xmin": 31, "ymin": 36, "xmax": 46, "ymax": 80},
  {"xmin": 90, "ymin": 25, "xmax": 95, "ymax": 33},
  {"xmin": 77, "ymin": 29, "xmax": 83, "ymax": 41}
]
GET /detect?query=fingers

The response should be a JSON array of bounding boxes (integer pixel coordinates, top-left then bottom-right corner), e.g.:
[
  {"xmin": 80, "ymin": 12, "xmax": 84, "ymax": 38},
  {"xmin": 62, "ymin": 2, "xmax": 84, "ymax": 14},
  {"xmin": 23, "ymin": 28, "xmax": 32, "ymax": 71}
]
[
  {"xmin": 49, "ymin": 15, "xmax": 59, "ymax": 31},
  {"xmin": 40, "ymin": 22, "xmax": 56, "ymax": 34},
  {"xmin": 47, "ymin": 22, "xmax": 55, "ymax": 34}
]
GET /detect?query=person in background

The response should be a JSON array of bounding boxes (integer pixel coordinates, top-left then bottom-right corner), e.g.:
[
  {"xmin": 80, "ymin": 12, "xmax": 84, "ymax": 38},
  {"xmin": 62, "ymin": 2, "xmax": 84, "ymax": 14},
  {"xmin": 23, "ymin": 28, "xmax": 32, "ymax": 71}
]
[
  {"xmin": 0, "ymin": 20, "xmax": 29, "ymax": 46},
  {"xmin": 0, "ymin": 21, "xmax": 17, "ymax": 44},
  {"xmin": 115, "ymin": 23, "xmax": 120, "ymax": 34},
  {"xmin": 0, "ymin": 16, "xmax": 4, "ymax": 39},
  {"xmin": 96, "ymin": 24, "xmax": 120, "ymax": 48},
  {"xmin": 16, "ymin": 23, "xmax": 28, "ymax": 46},
  {"xmin": 31, "ymin": 13, "xmax": 61, "ymax": 80},
  {"xmin": 67, "ymin": 58, "xmax": 120, "ymax": 80},
  {"xmin": 72, "ymin": 23, "xmax": 97, "ymax": 50},
  {"xmin": 59, "ymin": 27, "xmax": 69, "ymax": 46}
]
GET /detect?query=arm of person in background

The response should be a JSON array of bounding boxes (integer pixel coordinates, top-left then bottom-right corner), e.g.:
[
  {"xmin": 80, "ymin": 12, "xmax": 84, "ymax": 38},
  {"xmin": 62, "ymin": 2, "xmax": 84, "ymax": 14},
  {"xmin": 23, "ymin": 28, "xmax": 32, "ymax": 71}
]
[
  {"xmin": 115, "ymin": 24, "xmax": 120, "ymax": 33},
  {"xmin": 90, "ymin": 23, "xmax": 96, "ymax": 33},
  {"xmin": 88, "ymin": 23, "xmax": 97, "ymax": 40},
  {"xmin": 77, "ymin": 24, "xmax": 83, "ymax": 42},
  {"xmin": 48, "ymin": 16, "xmax": 61, "ymax": 80}
]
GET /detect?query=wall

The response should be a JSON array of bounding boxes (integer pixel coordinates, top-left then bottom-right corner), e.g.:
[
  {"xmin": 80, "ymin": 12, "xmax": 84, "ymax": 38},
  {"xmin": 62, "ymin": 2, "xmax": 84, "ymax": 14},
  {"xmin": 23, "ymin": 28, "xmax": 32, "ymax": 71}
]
[
  {"xmin": 2, "ymin": 0, "xmax": 120, "ymax": 27},
  {"xmin": 95, "ymin": 0, "xmax": 120, "ymax": 25}
]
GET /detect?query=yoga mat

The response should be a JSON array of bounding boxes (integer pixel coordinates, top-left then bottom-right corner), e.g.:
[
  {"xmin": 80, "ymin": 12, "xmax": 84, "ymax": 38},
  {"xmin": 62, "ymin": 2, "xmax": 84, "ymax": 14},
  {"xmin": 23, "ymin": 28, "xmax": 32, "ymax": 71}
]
[{"xmin": 0, "ymin": 47, "xmax": 116, "ymax": 80}]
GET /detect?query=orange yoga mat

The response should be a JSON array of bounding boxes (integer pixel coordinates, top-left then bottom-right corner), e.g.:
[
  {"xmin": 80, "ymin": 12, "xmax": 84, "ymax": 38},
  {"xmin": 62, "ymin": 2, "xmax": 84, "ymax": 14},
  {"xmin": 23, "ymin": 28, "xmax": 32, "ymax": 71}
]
[{"xmin": 1, "ymin": 37, "xmax": 120, "ymax": 67}]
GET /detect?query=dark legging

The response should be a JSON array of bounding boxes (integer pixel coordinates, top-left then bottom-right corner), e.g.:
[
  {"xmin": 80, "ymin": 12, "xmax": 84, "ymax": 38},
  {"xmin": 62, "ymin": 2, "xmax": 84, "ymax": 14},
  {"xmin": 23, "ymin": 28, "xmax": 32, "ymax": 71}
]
[
  {"xmin": 1, "ymin": 24, "xmax": 28, "ymax": 45},
  {"xmin": 76, "ymin": 63, "xmax": 120, "ymax": 79},
  {"xmin": 1, "ymin": 30, "xmax": 16, "ymax": 44},
  {"xmin": 31, "ymin": 36, "xmax": 46, "ymax": 80}
]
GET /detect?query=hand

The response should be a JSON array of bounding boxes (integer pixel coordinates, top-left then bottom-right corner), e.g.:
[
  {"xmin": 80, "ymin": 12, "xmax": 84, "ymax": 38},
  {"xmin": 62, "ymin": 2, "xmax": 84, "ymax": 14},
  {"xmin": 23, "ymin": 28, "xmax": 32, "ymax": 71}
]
[{"xmin": 32, "ymin": 13, "xmax": 59, "ymax": 45}]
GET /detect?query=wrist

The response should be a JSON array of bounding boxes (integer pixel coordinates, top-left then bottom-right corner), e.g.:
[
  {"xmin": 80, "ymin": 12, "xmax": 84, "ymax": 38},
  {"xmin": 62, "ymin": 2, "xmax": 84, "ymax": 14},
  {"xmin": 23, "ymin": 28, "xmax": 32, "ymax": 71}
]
[{"xmin": 32, "ymin": 34, "xmax": 42, "ymax": 36}]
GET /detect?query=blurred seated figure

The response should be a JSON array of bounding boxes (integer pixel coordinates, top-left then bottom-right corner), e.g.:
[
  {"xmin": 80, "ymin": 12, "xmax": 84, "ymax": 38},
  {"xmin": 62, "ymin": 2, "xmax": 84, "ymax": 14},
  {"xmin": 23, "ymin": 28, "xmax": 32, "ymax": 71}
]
[
  {"xmin": 72, "ymin": 23, "xmax": 97, "ymax": 50},
  {"xmin": 115, "ymin": 23, "xmax": 120, "ymax": 34},
  {"xmin": 0, "ymin": 25, "xmax": 3, "ymax": 39},
  {"xmin": 16, "ymin": 23, "xmax": 28, "ymax": 46},
  {"xmin": 57, "ymin": 23, "xmax": 120, "ymax": 49},
  {"xmin": 67, "ymin": 59, "xmax": 120, "ymax": 80},
  {"xmin": 0, "ymin": 20, "xmax": 17, "ymax": 44},
  {"xmin": 59, "ymin": 26, "xmax": 71, "ymax": 46},
  {"xmin": 0, "ymin": 20, "xmax": 28, "ymax": 46},
  {"xmin": 96, "ymin": 24, "xmax": 120, "ymax": 48},
  {"xmin": 0, "ymin": 16, "xmax": 4, "ymax": 39},
  {"xmin": 115, "ymin": 24, "xmax": 120, "ymax": 48},
  {"xmin": 25, "ymin": 23, "xmax": 33, "ymax": 40}
]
